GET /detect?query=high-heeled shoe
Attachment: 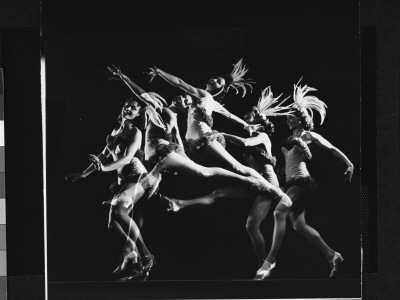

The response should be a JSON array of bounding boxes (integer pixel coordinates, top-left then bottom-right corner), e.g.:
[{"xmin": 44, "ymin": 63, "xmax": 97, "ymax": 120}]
[
  {"xmin": 142, "ymin": 254, "xmax": 156, "ymax": 275},
  {"xmin": 112, "ymin": 250, "xmax": 139, "ymax": 277},
  {"xmin": 159, "ymin": 195, "xmax": 181, "ymax": 212},
  {"xmin": 119, "ymin": 267, "xmax": 147, "ymax": 281},
  {"xmin": 253, "ymin": 260, "xmax": 276, "ymax": 280},
  {"xmin": 329, "ymin": 252, "xmax": 344, "ymax": 278}
]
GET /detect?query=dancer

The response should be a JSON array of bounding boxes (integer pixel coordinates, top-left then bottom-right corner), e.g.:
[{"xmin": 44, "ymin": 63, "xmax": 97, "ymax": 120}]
[
  {"xmin": 106, "ymin": 65, "xmax": 285, "ymax": 205},
  {"xmin": 66, "ymin": 97, "xmax": 157, "ymax": 281},
  {"xmin": 255, "ymin": 81, "xmax": 354, "ymax": 280},
  {"xmin": 146, "ymin": 60, "xmax": 288, "ymax": 202},
  {"xmin": 162, "ymin": 87, "xmax": 293, "ymax": 267}
]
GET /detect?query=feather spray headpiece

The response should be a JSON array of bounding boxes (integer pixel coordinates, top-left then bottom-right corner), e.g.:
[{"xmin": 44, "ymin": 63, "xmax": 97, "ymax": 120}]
[
  {"xmin": 290, "ymin": 79, "xmax": 327, "ymax": 125},
  {"xmin": 255, "ymin": 86, "xmax": 292, "ymax": 118},
  {"xmin": 225, "ymin": 59, "xmax": 255, "ymax": 97}
]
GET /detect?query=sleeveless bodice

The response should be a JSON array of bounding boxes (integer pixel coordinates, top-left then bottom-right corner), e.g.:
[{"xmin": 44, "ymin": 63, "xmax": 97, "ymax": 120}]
[{"xmin": 283, "ymin": 137, "xmax": 312, "ymax": 181}]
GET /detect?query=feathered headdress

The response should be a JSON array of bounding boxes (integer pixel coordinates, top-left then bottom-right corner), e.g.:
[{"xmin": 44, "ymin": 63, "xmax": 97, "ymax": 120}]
[
  {"xmin": 289, "ymin": 79, "xmax": 327, "ymax": 125},
  {"xmin": 255, "ymin": 86, "xmax": 292, "ymax": 118},
  {"xmin": 225, "ymin": 59, "xmax": 255, "ymax": 97}
]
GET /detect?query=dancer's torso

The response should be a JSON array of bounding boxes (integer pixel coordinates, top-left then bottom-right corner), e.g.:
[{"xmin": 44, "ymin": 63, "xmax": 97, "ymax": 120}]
[
  {"xmin": 243, "ymin": 134, "xmax": 278, "ymax": 186},
  {"xmin": 145, "ymin": 109, "xmax": 175, "ymax": 159},
  {"xmin": 282, "ymin": 136, "xmax": 312, "ymax": 181},
  {"xmin": 185, "ymin": 94, "xmax": 217, "ymax": 140},
  {"xmin": 106, "ymin": 126, "xmax": 147, "ymax": 183}
]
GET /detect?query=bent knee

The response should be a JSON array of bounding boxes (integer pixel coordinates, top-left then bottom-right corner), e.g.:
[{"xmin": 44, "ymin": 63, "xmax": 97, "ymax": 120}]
[
  {"xmin": 246, "ymin": 218, "xmax": 260, "ymax": 232},
  {"xmin": 292, "ymin": 222, "xmax": 306, "ymax": 233},
  {"xmin": 273, "ymin": 208, "xmax": 287, "ymax": 220}
]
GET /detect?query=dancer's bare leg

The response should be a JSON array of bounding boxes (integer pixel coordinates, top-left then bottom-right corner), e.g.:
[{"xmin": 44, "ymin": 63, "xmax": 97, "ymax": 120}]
[
  {"xmin": 246, "ymin": 195, "xmax": 273, "ymax": 266},
  {"xmin": 163, "ymin": 186, "xmax": 247, "ymax": 211},
  {"xmin": 204, "ymin": 141, "xmax": 285, "ymax": 200},
  {"xmin": 289, "ymin": 194, "xmax": 342, "ymax": 277},
  {"xmin": 205, "ymin": 141, "xmax": 266, "ymax": 182}
]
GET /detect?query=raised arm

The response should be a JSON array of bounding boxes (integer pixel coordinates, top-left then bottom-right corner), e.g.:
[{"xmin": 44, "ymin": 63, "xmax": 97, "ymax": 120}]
[
  {"xmin": 147, "ymin": 67, "xmax": 208, "ymax": 99},
  {"xmin": 308, "ymin": 131, "xmax": 354, "ymax": 182},
  {"xmin": 108, "ymin": 65, "xmax": 147, "ymax": 99},
  {"xmin": 65, "ymin": 146, "xmax": 111, "ymax": 182},
  {"xmin": 89, "ymin": 127, "xmax": 142, "ymax": 172}
]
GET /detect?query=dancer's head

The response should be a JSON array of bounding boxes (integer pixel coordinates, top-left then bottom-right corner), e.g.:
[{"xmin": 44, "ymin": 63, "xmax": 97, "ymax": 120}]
[
  {"xmin": 287, "ymin": 106, "xmax": 314, "ymax": 131},
  {"xmin": 244, "ymin": 108, "xmax": 275, "ymax": 136},
  {"xmin": 171, "ymin": 94, "xmax": 193, "ymax": 110},
  {"xmin": 287, "ymin": 80, "xmax": 327, "ymax": 132},
  {"xmin": 250, "ymin": 86, "xmax": 291, "ymax": 135},
  {"xmin": 119, "ymin": 97, "xmax": 143, "ymax": 122},
  {"xmin": 117, "ymin": 97, "xmax": 147, "ymax": 130},
  {"xmin": 206, "ymin": 59, "xmax": 254, "ymax": 103}
]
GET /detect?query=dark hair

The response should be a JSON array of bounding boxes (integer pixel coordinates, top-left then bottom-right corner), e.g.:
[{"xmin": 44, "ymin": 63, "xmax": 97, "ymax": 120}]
[
  {"xmin": 117, "ymin": 97, "xmax": 147, "ymax": 131},
  {"xmin": 292, "ymin": 106, "xmax": 314, "ymax": 131},
  {"xmin": 246, "ymin": 108, "xmax": 275, "ymax": 136}
]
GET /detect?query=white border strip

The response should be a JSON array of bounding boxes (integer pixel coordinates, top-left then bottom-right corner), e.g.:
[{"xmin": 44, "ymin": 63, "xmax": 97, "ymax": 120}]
[
  {"xmin": 0, "ymin": 121, "xmax": 4, "ymax": 146},
  {"xmin": 41, "ymin": 56, "xmax": 48, "ymax": 300}
]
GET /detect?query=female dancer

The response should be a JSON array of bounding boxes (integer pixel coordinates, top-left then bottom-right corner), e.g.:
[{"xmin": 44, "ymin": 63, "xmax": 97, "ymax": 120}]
[
  {"xmin": 146, "ymin": 60, "xmax": 288, "ymax": 202},
  {"xmin": 255, "ymin": 82, "xmax": 354, "ymax": 280},
  {"xmin": 162, "ymin": 87, "xmax": 292, "ymax": 268},
  {"xmin": 105, "ymin": 65, "xmax": 286, "ymax": 206},
  {"xmin": 66, "ymin": 96, "xmax": 157, "ymax": 281}
]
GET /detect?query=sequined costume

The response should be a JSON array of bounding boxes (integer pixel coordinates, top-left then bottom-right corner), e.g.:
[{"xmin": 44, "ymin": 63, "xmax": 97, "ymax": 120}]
[
  {"xmin": 282, "ymin": 137, "xmax": 317, "ymax": 192},
  {"xmin": 184, "ymin": 94, "xmax": 228, "ymax": 159},
  {"xmin": 144, "ymin": 121, "xmax": 186, "ymax": 170},
  {"xmin": 106, "ymin": 132, "xmax": 148, "ymax": 194}
]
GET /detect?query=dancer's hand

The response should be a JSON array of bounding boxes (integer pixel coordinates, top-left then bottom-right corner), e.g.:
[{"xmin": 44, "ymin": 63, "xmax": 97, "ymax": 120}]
[
  {"xmin": 89, "ymin": 154, "xmax": 105, "ymax": 172},
  {"xmin": 65, "ymin": 172, "xmax": 86, "ymax": 183},
  {"xmin": 344, "ymin": 165, "xmax": 353, "ymax": 183},
  {"xmin": 107, "ymin": 64, "xmax": 123, "ymax": 81},
  {"xmin": 145, "ymin": 66, "xmax": 159, "ymax": 83},
  {"xmin": 245, "ymin": 123, "xmax": 262, "ymax": 134}
]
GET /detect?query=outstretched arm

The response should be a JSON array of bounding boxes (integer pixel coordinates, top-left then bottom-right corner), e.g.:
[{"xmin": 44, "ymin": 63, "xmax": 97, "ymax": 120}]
[
  {"xmin": 65, "ymin": 146, "xmax": 110, "ymax": 182},
  {"xmin": 147, "ymin": 67, "xmax": 208, "ymax": 99},
  {"xmin": 90, "ymin": 127, "xmax": 142, "ymax": 172},
  {"xmin": 108, "ymin": 65, "xmax": 147, "ymax": 99},
  {"xmin": 213, "ymin": 101, "xmax": 262, "ymax": 134},
  {"xmin": 309, "ymin": 132, "xmax": 354, "ymax": 182}
]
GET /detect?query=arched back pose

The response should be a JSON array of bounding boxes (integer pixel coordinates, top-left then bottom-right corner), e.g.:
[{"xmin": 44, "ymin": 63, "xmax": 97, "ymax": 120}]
[
  {"xmin": 146, "ymin": 60, "xmax": 288, "ymax": 203},
  {"xmin": 66, "ymin": 97, "xmax": 157, "ymax": 281},
  {"xmin": 255, "ymin": 82, "xmax": 354, "ymax": 280},
  {"xmin": 106, "ymin": 66, "xmax": 287, "ymax": 213},
  {"xmin": 162, "ymin": 87, "xmax": 292, "ymax": 274}
]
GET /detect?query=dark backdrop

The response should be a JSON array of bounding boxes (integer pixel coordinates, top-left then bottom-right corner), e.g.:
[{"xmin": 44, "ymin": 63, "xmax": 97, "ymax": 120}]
[{"xmin": 43, "ymin": 1, "xmax": 360, "ymax": 283}]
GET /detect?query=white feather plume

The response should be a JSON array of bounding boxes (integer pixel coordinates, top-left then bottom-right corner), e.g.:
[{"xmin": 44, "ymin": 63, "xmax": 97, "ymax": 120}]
[
  {"xmin": 291, "ymin": 80, "xmax": 327, "ymax": 124},
  {"xmin": 226, "ymin": 58, "xmax": 255, "ymax": 97},
  {"xmin": 256, "ymin": 86, "xmax": 292, "ymax": 117}
]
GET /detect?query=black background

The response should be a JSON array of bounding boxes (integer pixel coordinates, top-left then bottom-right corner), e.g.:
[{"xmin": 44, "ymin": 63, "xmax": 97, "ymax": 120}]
[
  {"xmin": 43, "ymin": 0, "xmax": 360, "ymax": 283},
  {"xmin": 1, "ymin": 0, "xmax": 399, "ymax": 299}
]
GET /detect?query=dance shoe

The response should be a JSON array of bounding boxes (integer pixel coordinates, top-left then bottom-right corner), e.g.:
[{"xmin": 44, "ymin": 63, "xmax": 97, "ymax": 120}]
[
  {"xmin": 142, "ymin": 254, "xmax": 156, "ymax": 275},
  {"xmin": 159, "ymin": 195, "xmax": 181, "ymax": 212},
  {"xmin": 329, "ymin": 252, "xmax": 344, "ymax": 278},
  {"xmin": 112, "ymin": 250, "xmax": 139, "ymax": 278},
  {"xmin": 253, "ymin": 260, "xmax": 276, "ymax": 280},
  {"xmin": 119, "ymin": 269, "xmax": 147, "ymax": 281}
]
